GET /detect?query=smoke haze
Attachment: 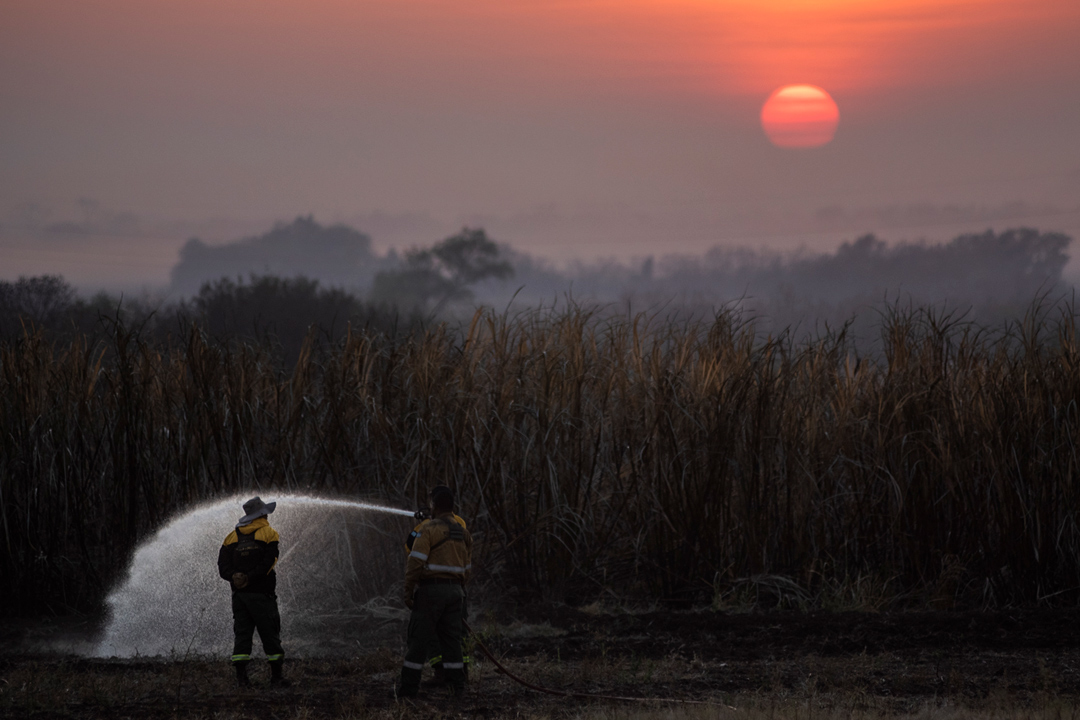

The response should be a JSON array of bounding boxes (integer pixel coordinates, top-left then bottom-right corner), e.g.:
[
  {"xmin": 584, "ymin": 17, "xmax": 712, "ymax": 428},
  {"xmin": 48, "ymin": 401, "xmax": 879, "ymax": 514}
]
[{"xmin": 1, "ymin": 0, "xmax": 1078, "ymax": 301}]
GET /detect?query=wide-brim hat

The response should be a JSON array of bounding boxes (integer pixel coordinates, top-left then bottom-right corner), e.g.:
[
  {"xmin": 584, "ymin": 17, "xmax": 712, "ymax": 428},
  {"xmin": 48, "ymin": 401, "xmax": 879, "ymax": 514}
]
[{"xmin": 238, "ymin": 496, "xmax": 276, "ymax": 526}]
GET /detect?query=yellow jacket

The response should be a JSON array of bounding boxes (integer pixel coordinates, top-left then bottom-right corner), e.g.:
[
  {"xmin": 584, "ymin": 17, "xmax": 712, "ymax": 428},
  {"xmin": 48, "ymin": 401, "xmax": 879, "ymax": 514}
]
[
  {"xmin": 405, "ymin": 513, "xmax": 467, "ymax": 553},
  {"xmin": 404, "ymin": 512, "xmax": 472, "ymax": 600},
  {"xmin": 217, "ymin": 517, "xmax": 280, "ymax": 593}
]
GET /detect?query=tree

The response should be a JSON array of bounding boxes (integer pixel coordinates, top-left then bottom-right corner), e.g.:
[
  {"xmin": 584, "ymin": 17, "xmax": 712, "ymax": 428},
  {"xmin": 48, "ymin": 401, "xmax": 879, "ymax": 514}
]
[
  {"xmin": 183, "ymin": 274, "xmax": 419, "ymax": 364},
  {"xmin": 185, "ymin": 275, "xmax": 356, "ymax": 360},
  {"xmin": 0, "ymin": 275, "xmax": 76, "ymax": 338},
  {"xmin": 169, "ymin": 216, "xmax": 378, "ymax": 297},
  {"xmin": 370, "ymin": 228, "xmax": 514, "ymax": 313}
]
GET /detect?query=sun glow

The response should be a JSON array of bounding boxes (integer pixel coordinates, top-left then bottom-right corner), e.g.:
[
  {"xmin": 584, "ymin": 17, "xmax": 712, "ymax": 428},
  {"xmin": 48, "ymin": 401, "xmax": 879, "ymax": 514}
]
[{"xmin": 760, "ymin": 84, "xmax": 840, "ymax": 148}]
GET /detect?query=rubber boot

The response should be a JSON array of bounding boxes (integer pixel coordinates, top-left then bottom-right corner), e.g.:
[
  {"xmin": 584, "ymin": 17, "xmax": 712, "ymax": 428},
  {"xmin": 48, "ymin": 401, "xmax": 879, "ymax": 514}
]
[
  {"xmin": 397, "ymin": 666, "xmax": 421, "ymax": 698},
  {"xmin": 269, "ymin": 659, "xmax": 291, "ymax": 687},
  {"xmin": 234, "ymin": 661, "xmax": 252, "ymax": 688},
  {"xmin": 446, "ymin": 667, "xmax": 466, "ymax": 697}
]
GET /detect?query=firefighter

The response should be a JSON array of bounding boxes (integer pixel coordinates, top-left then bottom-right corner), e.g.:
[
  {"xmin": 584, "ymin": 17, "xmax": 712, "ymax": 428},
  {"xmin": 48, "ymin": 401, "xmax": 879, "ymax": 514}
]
[
  {"xmin": 217, "ymin": 496, "xmax": 289, "ymax": 688},
  {"xmin": 398, "ymin": 485, "xmax": 472, "ymax": 698},
  {"xmin": 404, "ymin": 504, "xmax": 471, "ymax": 685}
]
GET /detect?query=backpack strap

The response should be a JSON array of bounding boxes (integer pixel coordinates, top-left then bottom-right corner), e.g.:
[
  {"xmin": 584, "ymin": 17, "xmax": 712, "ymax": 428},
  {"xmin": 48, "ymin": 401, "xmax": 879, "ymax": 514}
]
[
  {"xmin": 427, "ymin": 518, "xmax": 465, "ymax": 553},
  {"xmin": 232, "ymin": 526, "xmax": 264, "ymax": 570}
]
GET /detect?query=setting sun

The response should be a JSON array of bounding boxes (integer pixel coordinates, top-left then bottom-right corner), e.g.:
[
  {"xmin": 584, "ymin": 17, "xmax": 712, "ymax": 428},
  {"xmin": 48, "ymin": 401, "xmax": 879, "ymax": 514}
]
[{"xmin": 760, "ymin": 84, "xmax": 840, "ymax": 148}]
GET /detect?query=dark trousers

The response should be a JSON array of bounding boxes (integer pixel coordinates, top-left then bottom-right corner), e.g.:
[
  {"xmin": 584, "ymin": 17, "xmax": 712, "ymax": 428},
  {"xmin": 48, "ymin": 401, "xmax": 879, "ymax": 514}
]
[
  {"xmin": 231, "ymin": 591, "xmax": 284, "ymax": 662},
  {"xmin": 400, "ymin": 583, "xmax": 465, "ymax": 692}
]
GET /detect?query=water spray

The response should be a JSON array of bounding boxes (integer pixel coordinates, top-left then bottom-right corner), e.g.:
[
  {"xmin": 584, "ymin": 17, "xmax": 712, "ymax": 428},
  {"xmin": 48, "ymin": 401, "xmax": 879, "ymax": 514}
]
[
  {"xmin": 282, "ymin": 496, "xmax": 420, "ymax": 519},
  {"xmin": 95, "ymin": 492, "xmax": 718, "ymax": 706},
  {"xmin": 94, "ymin": 493, "xmax": 422, "ymax": 658}
]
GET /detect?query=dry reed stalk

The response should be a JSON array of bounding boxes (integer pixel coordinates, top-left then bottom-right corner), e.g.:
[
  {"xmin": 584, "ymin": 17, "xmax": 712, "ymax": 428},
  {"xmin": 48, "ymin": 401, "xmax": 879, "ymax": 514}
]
[{"xmin": 2, "ymin": 302, "xmax": 1079, "ymax": 614}]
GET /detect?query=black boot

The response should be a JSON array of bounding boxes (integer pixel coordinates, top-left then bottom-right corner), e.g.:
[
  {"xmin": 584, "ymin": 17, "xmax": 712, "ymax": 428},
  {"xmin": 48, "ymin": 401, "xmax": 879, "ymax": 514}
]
[
  {"xmin": 234, "ymin": 661, "xmax": 252, "ymax": 688},
  {"xmin": 446, "ymin": 667, "xmax": 466, "ymax": 698},
  {"xmin": 397, "ymin": 665, "xmax": 421, "ymax": 698},
  {"xmin": 269, "ymin": 659, "xmax": 291, "ymax": 687}
]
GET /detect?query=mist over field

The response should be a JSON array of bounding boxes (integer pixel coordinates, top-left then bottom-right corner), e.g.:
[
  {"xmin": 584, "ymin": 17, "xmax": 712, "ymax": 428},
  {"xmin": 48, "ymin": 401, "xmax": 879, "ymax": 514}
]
[{"xmin": 2, "ymin": 208, "xmax": 1075, "ymax": 341}]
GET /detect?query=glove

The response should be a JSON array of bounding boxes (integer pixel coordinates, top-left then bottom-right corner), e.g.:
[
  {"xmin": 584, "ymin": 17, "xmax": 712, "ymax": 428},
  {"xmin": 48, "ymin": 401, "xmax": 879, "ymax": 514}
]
[
  {"xmin": 231, "ymin": 572, "xmax": 249, "ymax": 590},
  {"xmin": 404, "ymin": 596, "xmax": 414, "ymax": 609}
]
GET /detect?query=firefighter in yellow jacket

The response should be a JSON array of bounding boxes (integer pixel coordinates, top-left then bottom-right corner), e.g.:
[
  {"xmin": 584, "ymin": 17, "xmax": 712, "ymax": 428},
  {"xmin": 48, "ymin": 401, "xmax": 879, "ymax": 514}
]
[
  {"xmin": 398, "ymin": 485, "xmax": 472, "ymax": 698},
  {"xmin": 404, "ymin": 508, "xmax": 470, "ymax": 684},
  {"xmin": 217, "ymin": 496, "xmax": 289, "ymax": 688}
]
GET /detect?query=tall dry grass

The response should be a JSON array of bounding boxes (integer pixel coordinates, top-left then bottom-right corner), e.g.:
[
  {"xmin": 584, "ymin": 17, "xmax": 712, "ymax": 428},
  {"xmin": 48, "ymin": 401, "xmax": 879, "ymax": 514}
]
[{"xmin": 2, "ymin": 301, "xmax": 1079, "ymax": 615}]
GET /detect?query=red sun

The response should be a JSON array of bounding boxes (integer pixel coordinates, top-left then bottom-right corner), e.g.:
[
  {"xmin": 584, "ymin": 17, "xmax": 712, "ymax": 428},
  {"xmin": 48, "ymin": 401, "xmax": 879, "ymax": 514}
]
[{"xmin": 760, "ymin": 85, "xmax": 840, "ymax": 148}]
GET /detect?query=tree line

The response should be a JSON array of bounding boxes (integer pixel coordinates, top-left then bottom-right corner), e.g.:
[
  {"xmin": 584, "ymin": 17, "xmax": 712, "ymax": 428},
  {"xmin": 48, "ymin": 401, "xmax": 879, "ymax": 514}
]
[
  {"xmin": 0, "ymin": 226, "xmax": 513, "ymax": 364},
  {"xmin": 169, "ymin": 218, "xmax": 1073, "ymax": 334}
]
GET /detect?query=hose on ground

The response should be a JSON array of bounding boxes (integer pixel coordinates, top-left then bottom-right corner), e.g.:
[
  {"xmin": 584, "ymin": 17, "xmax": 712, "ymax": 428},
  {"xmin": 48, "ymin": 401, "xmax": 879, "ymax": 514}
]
[{"xmin": 464, "ymin": 621, "xmax": 727, "ymax": 707}]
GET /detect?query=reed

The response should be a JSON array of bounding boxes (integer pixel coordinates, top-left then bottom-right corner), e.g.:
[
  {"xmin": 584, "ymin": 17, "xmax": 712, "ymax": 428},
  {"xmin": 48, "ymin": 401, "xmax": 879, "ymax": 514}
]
[{"xmin": 2, "ymin": 301, "xmax": 1078, "ymax": 615}]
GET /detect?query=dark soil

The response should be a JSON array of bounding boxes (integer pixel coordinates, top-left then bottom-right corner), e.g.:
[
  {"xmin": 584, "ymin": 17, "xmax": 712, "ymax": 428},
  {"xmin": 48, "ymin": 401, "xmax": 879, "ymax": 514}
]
[{"xmin": 4, "ymin": 607, "xmax": 1080, "ymax": 718}]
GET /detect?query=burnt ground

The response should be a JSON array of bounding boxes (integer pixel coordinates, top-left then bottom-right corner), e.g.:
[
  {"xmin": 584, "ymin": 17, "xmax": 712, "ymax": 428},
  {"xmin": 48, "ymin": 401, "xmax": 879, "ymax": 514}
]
[{"xmin": 4, "ymin": 607, "xmax": 1080, "ymax": 718}]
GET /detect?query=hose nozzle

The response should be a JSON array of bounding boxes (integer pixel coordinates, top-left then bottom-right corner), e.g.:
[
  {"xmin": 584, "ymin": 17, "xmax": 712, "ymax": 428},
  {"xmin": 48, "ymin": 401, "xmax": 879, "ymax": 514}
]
[{"xmin": 413, "ymin": 509, "xmax": 430, "ymax": 520}]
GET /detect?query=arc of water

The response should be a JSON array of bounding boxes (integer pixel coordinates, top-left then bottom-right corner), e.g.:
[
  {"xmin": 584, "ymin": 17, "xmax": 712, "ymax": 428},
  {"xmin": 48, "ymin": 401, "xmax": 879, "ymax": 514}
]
[{"xmin": 94, "ymin": 494, "xmax": 418, "ymax": 658}]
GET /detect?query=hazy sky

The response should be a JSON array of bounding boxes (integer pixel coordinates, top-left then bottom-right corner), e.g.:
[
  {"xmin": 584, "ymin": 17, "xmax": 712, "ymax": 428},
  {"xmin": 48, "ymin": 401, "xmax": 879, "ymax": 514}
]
[{"xmin": 2, "ymin": 0, "xmax": 1079, "ymax": 290}]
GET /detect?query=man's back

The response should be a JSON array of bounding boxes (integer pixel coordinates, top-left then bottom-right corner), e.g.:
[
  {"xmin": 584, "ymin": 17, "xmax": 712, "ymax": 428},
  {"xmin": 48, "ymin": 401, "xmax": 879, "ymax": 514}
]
[
  {"xmin": 405, "ymin": 513, "xmax": 472, "ymax": 596},
  {"xmin": 218, "ymin": 515, "xmax": 280, "ymax": 594}
]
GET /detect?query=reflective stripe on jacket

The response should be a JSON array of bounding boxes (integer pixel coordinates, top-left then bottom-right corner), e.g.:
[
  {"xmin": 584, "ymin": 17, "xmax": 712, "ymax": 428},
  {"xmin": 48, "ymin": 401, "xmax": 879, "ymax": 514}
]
[{"xmin": 405, "ymin": 514, "xmax": 467, "ymax": 553}]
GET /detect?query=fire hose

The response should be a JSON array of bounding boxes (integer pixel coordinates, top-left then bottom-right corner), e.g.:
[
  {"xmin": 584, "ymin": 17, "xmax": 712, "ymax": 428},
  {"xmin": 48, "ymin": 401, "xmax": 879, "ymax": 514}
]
[
  {"xmin": 463, "ymin": 621, "xmax": 726, "ymax": 707},
  {"xmin": 412, "ymin": 509, "xmax": 724, "ymax": 706}
]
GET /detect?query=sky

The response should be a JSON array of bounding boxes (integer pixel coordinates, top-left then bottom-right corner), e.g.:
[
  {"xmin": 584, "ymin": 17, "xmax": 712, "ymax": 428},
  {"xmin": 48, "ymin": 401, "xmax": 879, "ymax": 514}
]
[{"xmin": 2, "ymin": 0, "xmax": 1079, "ymax": 291}]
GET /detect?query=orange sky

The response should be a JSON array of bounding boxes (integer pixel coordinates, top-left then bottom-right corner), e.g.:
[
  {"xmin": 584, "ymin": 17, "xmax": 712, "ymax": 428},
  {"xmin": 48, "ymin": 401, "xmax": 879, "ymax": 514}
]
[
  {"xmin": 5, "ymin": 0, "xmax": 1076, "ymax": 104},
  {"xmin": 708, "ymin": 0, "xmax": 1080, "ymax": 93},
  {"xmin": 1, "ymin": 0, "xmax": 1079, "ymax": 287}
]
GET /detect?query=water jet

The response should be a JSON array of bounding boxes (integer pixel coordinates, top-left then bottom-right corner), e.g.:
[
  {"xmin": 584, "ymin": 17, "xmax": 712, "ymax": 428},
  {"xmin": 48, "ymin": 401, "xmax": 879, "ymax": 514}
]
[{"xmin": 93, "ymin": 494, "xmax": 417, "ymax": 658}]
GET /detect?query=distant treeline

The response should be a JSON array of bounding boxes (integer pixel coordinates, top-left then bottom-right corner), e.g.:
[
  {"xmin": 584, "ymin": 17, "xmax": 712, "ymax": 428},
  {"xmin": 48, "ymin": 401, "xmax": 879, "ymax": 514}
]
[
  {"xmin": 2, "ymin": 298, "xmax": 1080, "ymax": 616},
  {"xmin": 2, "ymin": 225, "xmax": 1074, "ymax": 362},
  {"xmin": 488, "ymin": 227, "xmax": 1075, "ymax": 335},
  {"xmin": 170, "ymin": 215, "xmax": 382, "ymax": 297},
  {"xmin": 170, "ymin": 217, "xmax": 513, "ymax": 317},
  {"xmin": 0, "ymin": 274, "xmax": 420, "ymax": 366},
  {"xmin": 168, "ymin": 218, "xmax": 1073, "ymax": 337}
]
